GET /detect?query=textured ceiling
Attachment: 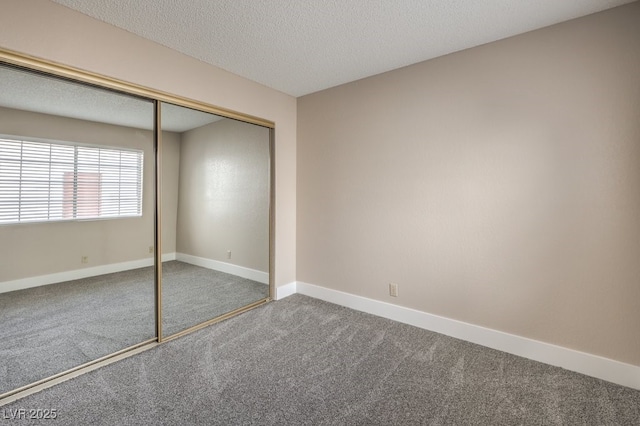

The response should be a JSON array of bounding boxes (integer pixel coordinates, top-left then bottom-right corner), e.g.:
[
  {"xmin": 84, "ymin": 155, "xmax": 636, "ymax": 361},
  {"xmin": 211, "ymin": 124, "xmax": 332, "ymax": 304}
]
[
  {"xmin": 50, "ymin": 0, "xmax": 635, "ymax": 97},
  {"xmin": 0, "ymin": 65, "xmax": 221, "ymax": 132}
]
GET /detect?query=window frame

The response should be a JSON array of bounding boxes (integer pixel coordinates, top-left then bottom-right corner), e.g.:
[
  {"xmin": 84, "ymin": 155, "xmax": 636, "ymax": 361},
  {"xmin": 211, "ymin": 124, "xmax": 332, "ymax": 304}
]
[{"xmin": 0, "ymin": 134, "xmax": 144, "ymax": 225}]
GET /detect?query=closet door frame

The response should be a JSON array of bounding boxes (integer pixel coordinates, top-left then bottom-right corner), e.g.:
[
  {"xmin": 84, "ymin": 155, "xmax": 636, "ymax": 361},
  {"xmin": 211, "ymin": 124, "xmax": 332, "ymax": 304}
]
[{"xmin": 0, "ymin": 47, "xmax": 275, "ymax": 402}]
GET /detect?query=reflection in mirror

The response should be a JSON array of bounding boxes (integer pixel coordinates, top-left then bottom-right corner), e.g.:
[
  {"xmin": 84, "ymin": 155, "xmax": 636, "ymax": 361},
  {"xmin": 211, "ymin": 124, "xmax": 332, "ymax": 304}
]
[
  {"xmin": 0, "ymin": 64, "xmax": 156, "ymax": 395},
  {"xmin": 161, "ymin": 102, "xmax": 270, "ymax": 337}
]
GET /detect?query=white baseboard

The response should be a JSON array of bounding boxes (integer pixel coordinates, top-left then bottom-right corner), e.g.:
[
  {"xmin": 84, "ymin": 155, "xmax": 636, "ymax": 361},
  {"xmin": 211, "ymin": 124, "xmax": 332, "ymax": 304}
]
[
  {"xmin": 275, "ymin": 281, "xmax": 297, "ymax": 300},
  {"xmin": 175, "ymin": 253, "xmax": 269, "ymax": 284},
  {"xmin": 294, "ymin": 281, "xmax": 640, "ymax": 391},
  {"xmin": 0, "ymin": 253, "xmax": 176, "ymax": 294},
  {"xmin": 162, "ymin": 252, "xmax": 177, "ymax": 262}
]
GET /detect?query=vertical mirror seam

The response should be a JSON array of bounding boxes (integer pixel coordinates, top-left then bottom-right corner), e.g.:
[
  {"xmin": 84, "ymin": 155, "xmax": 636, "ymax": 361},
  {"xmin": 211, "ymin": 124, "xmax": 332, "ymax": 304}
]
[
  {"xmin": 154, "ymin": 100, "xmax": 163, "ymax": 342},
  {"xmin": 269, "ymin": 127, "xmax": 276, "ymax": 300}
]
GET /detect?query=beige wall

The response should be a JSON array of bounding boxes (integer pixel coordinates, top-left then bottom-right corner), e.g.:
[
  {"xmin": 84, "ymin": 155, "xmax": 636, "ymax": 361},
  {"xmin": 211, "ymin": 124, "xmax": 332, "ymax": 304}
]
[
  {"xmin": 176, "ymin": 119, "xmax": 270, "ymax": 272},
  {"xmin": 161, "ymin": 132, "xmax": 181, "ymax": 255},
  {"xmin": 0, "ymin": 0, "xmax": 297, "ymax": 287},
  {"xmin": 297, "ymin": 3, "xmax": 640, "ymax": 366}
]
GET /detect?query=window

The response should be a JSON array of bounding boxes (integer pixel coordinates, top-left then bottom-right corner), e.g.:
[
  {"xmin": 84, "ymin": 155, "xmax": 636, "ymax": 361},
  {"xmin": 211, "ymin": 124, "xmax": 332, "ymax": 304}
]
[{"xmin": 0, "ymin": 137, "xmax": 143, "ymax": 224}]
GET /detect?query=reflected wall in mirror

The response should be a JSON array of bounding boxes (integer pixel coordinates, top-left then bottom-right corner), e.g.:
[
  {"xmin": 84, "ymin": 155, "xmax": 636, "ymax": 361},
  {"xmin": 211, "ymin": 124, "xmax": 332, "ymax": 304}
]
[
  {"xmin": 0, "ymin": 64, "xmax": 156, "ymax": 394},
  {"xmin": 160, "ymin": 102, "xmax": 270, "ymax": 337}
]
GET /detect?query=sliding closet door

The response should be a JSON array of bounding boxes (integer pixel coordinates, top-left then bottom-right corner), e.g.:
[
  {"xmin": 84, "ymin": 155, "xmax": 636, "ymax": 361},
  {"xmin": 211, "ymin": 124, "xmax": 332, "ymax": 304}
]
[
  {"xmin": 160, "ymin": 102, "xmax": 271, "ymax": 338},
  {"xmin": 0, "ymin": 64, "xmax": 156, "ymax": 394}
]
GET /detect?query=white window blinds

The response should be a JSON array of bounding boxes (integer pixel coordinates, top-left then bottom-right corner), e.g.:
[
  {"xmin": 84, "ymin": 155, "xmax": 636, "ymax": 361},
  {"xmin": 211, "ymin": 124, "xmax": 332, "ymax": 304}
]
[{"xmin": 0, "ymin": 137, "xmax": 143, "ymax": 224}]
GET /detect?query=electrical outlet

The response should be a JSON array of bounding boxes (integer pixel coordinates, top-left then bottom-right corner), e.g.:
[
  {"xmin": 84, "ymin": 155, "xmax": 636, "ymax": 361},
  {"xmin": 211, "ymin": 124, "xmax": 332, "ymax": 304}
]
[
  {"xmin": 81, "ymin": 256, "xmax": 88, "ymax": 264},
  {"xmin": 389, "ymin": 283, "xmax": 398, "ymax": 297},
  {"xmin": 149, "ymin": 246, "xmax": 154, "ymax": 254},
  {"xmin": 227, "ymin": 250, "xmax": 232, "ymax": 259}
]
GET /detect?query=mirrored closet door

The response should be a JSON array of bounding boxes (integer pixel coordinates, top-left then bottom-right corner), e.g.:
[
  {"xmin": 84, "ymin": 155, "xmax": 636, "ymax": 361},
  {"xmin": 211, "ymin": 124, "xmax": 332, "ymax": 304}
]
[
  {"xmin": 0, "ymin": 49, "xmax": 274, "ymax": 400},
  {"xmin": 160, "ymin": 102, "xmax": 271, "ymax": 338},
  {"xmin": 0, "ymin": 64, "xmax": 156, "ymax": 394}
]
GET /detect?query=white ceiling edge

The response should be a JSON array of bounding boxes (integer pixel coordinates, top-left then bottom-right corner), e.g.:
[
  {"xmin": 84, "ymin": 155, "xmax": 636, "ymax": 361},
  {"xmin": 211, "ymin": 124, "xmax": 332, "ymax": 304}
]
[{"xmin": 49, "ymin": 0, "xmax": 636, "ymax": 97}]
